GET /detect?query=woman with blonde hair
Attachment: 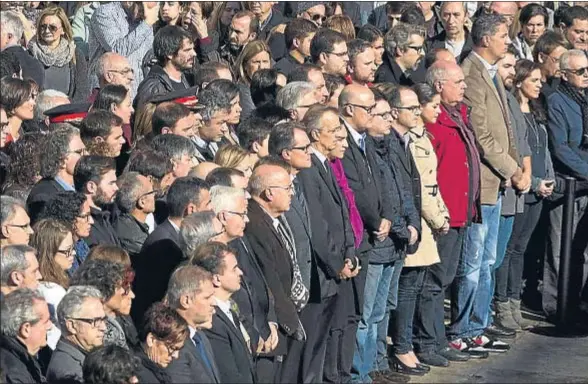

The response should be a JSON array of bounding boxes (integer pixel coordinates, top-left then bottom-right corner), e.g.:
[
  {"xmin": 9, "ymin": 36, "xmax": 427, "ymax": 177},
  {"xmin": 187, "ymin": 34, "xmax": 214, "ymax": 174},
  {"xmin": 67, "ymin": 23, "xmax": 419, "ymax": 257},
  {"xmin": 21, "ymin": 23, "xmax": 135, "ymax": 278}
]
[
  {"xmin": 214, "ymin": 144, "xmax": 257, "ymax": 181},
  {"xmin": 27, "ymin": 6, "xmax": 88, "ymax": 101},
  {"xmin": 31, "ymin": 218, "xmax": 76, "ymax": 349},
  {"xmin": 233, "ymin": 40, "xmax": 272, "ymax": 117}
]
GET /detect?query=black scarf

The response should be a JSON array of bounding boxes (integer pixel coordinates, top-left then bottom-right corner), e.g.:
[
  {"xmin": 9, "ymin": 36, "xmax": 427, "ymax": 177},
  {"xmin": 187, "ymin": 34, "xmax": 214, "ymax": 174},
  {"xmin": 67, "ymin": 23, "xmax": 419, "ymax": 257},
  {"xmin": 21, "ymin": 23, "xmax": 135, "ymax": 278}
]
[{"xmin": 558, "ymin": 80, "xmax": 588, "ymax": 148}]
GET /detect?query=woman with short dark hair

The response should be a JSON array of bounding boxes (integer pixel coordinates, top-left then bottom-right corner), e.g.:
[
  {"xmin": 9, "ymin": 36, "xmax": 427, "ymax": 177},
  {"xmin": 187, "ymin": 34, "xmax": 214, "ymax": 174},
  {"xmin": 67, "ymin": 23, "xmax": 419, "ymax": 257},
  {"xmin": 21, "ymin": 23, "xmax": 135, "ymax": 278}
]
[
  {"xmin": 135, "ymin": 302, "xmax": 188, "ymax": 383},
  {"xmin": 0, "ymin": 77, "xmax": 38, "ymax": 144},
  {"xmin": 83, "ymin": 345, "xmax": 140, "ymax": 384},
  {"xmin": 512, "ymin": 3, "xmax": 549, "ymax": 60}
]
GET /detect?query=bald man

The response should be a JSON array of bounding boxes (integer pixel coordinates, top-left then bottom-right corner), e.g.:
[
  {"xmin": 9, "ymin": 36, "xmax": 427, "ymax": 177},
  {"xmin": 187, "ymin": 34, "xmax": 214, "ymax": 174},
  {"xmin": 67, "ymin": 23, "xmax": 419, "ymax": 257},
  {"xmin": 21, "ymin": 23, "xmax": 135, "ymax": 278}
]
[
  {"xmin": 335, "ymin": 84, "xmax": 393, "ymax": 382},
  {"xmin": 244, "ymin": 159, "xmax": 308, "ymax": 381},
  {"xmin": 422, "ymin": 61, "xmax": 486, "ymax": 359},
  {"xmin": 490, "ymin": 2, "xmax": 518, "ymax": 27},
  {"xmin": 95, "ymin": 52, "xmax": 135, "ymax": 92},
  {"xmin": 189, "ymin": 162, "xmax": 220, "ymax": 181}
]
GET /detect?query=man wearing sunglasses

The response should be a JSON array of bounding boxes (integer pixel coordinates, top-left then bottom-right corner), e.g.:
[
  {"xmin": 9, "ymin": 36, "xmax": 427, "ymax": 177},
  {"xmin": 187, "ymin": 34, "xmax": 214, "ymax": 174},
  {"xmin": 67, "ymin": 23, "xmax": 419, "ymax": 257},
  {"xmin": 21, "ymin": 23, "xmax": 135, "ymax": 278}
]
[
  {"xmin": 376, "ymin": 22, "xmax": 426, "ymax": 86},
  {"xmin": 114, "ymin": 172, "xmax": 156, "ymax": 259},
  {"xmin": 543, "ymin": 49, "xmax": 588, "ymax": 323}
]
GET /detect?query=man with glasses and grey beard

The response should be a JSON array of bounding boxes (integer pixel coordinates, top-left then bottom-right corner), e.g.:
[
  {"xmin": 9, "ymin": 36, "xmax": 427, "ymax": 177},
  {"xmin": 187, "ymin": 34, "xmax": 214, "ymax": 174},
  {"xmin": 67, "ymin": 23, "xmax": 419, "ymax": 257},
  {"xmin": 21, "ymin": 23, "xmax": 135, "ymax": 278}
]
[
  {"xmin": 47, "ymin": 286, "xmax": 106, "ymax": 384},
  {"xmin": 543, "ymin": 49, "xmax": 588, "ymax": 324},
  {"xmin": 376, "ymin": 23, "xmax": 426, "ymax": 86}
]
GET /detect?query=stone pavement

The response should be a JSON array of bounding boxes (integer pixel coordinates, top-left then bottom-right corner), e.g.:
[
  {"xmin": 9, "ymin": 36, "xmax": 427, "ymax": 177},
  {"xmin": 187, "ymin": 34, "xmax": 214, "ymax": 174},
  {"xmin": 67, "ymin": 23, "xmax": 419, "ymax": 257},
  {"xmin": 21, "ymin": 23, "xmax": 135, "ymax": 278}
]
[{"xmin": 410, "ymin": 324, "xmax": 588, "ymax": 383}]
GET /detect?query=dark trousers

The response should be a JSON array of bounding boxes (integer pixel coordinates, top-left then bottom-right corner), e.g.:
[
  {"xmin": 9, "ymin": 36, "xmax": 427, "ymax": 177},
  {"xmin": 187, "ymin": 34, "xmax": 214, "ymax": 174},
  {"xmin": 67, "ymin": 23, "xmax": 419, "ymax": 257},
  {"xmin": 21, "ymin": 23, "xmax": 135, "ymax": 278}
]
[
  {"xmin": 324, "ymin": 266, "xmax": 367, "ymax": 384},
  {"xmin": 413, "ymin": 227, "xmax": 466, "ymax": 354},
  {"xmin": 543, "ymin": 196, "xmax": 588, "ymax": 318},
  {"xmin": 391, "ymin": 266, "xmax": 426, "ymax": 354},
  {"xmin": 280, "ymin": 295, "xmax": 337, "ymax": 383},
  {"xmin": 495, "ymin": 201, "xmax": 543, "ymax": 302},
  {"xmin": 256, "ymin": 356, "xmax": 280, "ymax": 384}
]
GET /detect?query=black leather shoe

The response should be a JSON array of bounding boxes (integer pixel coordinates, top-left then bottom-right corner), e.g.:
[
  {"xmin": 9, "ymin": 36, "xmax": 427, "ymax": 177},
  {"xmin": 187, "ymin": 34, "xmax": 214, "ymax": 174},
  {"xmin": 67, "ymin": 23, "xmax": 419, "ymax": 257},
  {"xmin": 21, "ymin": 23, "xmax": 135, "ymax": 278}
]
[
  {"xmin": 485, "ymin": 323, "xmax": 516, "ymax": 338},
  {"xmin": 370, "ymin": 370, "xmax": 411, "ymax": 383},
  {"xmin": 416, "ymin": 362, "xmax": 430, "ymax": 372},
  {"xmin": 417, "ymin": 352, "xmax": 449, "ymax": 367},
  {"xmin": 391, "ymin": 356, "xmax": 428, "ymax": 376},
  {"xmin": 437, "ymin": 346, "xmax": 470, "ymax": 362}
]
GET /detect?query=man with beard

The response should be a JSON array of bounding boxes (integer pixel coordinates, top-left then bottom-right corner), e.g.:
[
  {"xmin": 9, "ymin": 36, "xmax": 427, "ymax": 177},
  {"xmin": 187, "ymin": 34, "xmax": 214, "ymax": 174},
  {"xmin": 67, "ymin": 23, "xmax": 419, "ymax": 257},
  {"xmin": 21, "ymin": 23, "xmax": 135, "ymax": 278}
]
[
  {"xmin": 135, "ymin": 26, "xmax": 196, "ymax": 108},
  {"xmin": 73, "ymin": 155, "xmax": 121, "ymax": 248},
  {"xmin": 346, "ymin": 39, "xmax": 378, "ymax": 87},
  {"xmin": 310, "ymin": 29, "xmax": 350, "ymax": 79},
  {"xmin": 376, "ymin": 23, "xmax": 426, "ymax": 86},
  {"xmin": 205, "ymin": 11, "xmax": 258, "ymax": 68}
]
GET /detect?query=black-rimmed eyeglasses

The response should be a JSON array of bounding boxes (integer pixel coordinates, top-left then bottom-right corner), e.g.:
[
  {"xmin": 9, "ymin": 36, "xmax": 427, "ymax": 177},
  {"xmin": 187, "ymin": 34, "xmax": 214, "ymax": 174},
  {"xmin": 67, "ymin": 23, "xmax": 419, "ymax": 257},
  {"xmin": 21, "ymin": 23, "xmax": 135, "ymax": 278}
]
[
  {"xmin": 344, "ymin": 103, "xmax": 377, "ymax": 114},
  {"xmin": 68, "ymin": 316, "xmax": 107, "ymax": 328}
]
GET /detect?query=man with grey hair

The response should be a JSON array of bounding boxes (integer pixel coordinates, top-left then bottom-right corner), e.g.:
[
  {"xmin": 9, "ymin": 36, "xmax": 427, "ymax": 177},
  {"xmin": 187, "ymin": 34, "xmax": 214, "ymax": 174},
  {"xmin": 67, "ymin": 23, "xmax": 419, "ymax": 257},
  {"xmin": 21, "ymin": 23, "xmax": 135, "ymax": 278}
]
[
  {"xmin": 150, "ymin": 133, "xmax": 198, "ymax": 179},
  {"xmin": 193, "ymin": 89, "xmax": 231, "ymax": 161},
  {"xmin": 449, "ymin": 13, "xmax": 523, "ymax": 354},
  {"xmin": 542, "ymin": 49, "xmax": 588, "ymax": 323},
  {"xmin": 33, "ymin": 90, "xmax": 70, "ymax": 130},
  {"xmin": 0, "ymin": 10, "xmax": 44, "ymax": 86},
  {"xmin": 1, "ymin": 195, "xmax": 34, "ymax": 247},
  {"xmin": 164, "ymin": 265, "xmax": 220, "ymax": 383},
  {"xmin": 114, "ymin": 172, "xmax": 156, "ymax": 257},
  {"xmin": 375, "ymin": 23, "xmax": 426, "ymax": 85},
  {"xmin": 180, "ymin": 211, "xmax": 224, "ymax": 257},
  {"xmin": 0, "ymin": 244, "xmax": 42, "ymax": 297},
  {"xmin": 47, "ymin": 286, "xmax": 106, "ymax": 383},
  {"xmin": 90, "ymin": 52, "xmax": 135, "ymax": 102},
  {"xmin": 276, "ymin": 81, "xmax": 320, "ymax": 121},
  {"xmin": 0, "ymin": 288, "xmax": 52, "ymax": 383}
]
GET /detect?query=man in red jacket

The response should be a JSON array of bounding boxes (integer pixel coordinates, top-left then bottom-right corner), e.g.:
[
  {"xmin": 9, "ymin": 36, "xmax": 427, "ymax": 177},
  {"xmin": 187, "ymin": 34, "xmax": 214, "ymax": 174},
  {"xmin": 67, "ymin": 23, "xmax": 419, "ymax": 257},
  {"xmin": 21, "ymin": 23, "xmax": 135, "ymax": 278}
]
[{"xmin": 413, "ymin": 60, "xmax": 486, "ymax": 360}]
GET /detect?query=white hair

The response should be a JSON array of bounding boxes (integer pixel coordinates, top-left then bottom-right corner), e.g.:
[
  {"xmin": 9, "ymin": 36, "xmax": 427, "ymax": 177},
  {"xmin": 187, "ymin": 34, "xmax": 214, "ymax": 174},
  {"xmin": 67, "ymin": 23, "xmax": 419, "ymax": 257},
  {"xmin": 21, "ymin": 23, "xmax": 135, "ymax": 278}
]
[
  {"xmin": 0, "ymin": 289, "xmax": 45, "ymax": 337},
  {"xmin": 209, "ymin": 186, "xmax": 246, "ymax": 213},
  {"xmin": 276, "ymin": 81, "xmax": 316, "ymax": 111},
  {"xmin": 0, "ymin": 11, "xmax": 24, "ymax": 45},
  {"xmin": 560, "ymin": 49, "xmax": 588, "ymax": 71},
  {"xmin": 34, "ymin": 90, "xmax": 70, "ymax": 123},
  {"xmin": 57, "ymin": 286, "xmax": 103, "ymax": 334},
  {"xmin": 179, "ymin": 211, "xmax": 218, "ymax": 255}
]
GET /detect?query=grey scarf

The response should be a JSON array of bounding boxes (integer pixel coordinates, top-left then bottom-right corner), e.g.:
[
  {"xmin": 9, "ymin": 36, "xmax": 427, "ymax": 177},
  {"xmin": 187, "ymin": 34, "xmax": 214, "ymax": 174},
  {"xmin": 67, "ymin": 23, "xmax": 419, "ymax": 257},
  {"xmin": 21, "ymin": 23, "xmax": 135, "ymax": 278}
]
[{"xmin": 27, "ymin": 37, "xmax": 75, "ymax": 68}]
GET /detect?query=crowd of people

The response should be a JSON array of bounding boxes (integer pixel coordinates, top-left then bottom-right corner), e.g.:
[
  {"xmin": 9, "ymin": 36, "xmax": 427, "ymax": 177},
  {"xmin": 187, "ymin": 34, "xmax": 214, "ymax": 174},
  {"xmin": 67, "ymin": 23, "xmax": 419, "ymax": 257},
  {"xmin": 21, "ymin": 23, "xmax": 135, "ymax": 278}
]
[{"xmin": 1, "ymin": 1, "xmax": 588, "ymax": 383}]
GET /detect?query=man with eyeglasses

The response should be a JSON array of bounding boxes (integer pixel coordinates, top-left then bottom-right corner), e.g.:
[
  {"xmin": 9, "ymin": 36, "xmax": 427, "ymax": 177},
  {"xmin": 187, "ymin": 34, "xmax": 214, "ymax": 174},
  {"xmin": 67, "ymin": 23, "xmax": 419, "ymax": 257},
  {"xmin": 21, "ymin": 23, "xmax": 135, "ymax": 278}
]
[
  {"xmin": 245, "ymin": 160, "xmax": 309, "ymax": 379},
  {"xmin": 543, "ymin": 49, "xmax": 588, "ymax": 324},
  {"xmin": 92, "ymin": 52, "xmax": 135, "ymax": 103},
  {"xmin": 376, "ymin": 23, "xmax": 426, "ymax": 86},
  {"xmin": 1, "ymin": 196, "xmax": 34, "ymax": 248},
  {"xmin": 310, "ymin": 29, "xmax": 350, "ymax": 78},
  {"xmin": 47, "ymin": 286, "xmax": 106, "ymax": 384},
  {"xmin": 27, "ymin": 126, "xmax": 86, "ymax": 222},
  {"xmin": 114, "ymin": 172, "xmax": 156, "ymax": 259},
  {"xmin": 339, "ymin": 84, "xmax": 396, "ymax": 382}
]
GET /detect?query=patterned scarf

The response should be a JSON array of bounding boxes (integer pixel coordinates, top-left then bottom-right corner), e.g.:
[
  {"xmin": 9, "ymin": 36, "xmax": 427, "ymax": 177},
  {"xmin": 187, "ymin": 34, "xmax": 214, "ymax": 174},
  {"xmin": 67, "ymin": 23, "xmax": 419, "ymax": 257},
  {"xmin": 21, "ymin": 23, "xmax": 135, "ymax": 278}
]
[
  {"xmin": 27, "ymin": 37, "xmax": 75, "ymax": 68},
  {"xmin": 558, "ymin": 80, "xmax": 588, "ymax": 149}
]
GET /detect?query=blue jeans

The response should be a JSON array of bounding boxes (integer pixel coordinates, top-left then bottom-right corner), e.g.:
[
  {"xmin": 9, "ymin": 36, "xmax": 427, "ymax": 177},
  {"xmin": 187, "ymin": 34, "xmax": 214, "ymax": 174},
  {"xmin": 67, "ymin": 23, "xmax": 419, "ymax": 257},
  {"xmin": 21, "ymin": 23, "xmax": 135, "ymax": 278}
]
[
  {"xmin": 448, "ymin": 198, "xmax": 502, "ymax": 340},
  {"xmin": 375, "ymin": 259, "xmax": 404, "ymax": 372},
  {"xmin": 352, "ymin": 262, "xmax": 399, "ymax": 383}
]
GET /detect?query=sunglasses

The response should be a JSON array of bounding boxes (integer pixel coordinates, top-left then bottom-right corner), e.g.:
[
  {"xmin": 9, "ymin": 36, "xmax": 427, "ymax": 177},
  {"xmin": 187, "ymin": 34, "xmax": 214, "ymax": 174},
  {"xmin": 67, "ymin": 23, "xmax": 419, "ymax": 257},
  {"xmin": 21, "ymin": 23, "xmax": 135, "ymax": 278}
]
[
  {"xmin": 565, "ymin": 67, "xmax": 588, "ymax": 76},
  {"xmin": 40, "ymin": 24, "xmax": 60, "ymax": 33},
  {"xmin": 307, "ymin": 12, "xmax": 326, "ymax": 24}
]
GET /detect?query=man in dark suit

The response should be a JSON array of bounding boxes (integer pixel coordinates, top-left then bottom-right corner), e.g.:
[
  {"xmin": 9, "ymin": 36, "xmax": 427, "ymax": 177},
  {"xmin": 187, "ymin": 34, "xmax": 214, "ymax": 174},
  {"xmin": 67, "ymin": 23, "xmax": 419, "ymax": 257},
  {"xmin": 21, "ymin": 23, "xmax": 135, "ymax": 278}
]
[
  {"xmin": 192, "ymin": 242, "xmax": 256, "ymax": 384},
  {"xmin": 192, "ymin": 88, "xmax": 232, "ymax": 162},
  {"xmin": 27, "ymin": 126, "xmax": 86, "ymax": 222},
  {"xmin": 339, "ymin": 84, "xmax": 396, "ymax": 382},
  {"xmin": 165, "ymin": 265, "xmax": 220, "ymax": 383},
  {"xmin": 269, "ymin": 121, "xmax": 342, "ymax": 383},
  {"xmin": 131, "ymin": 177, "xmax": 212, "ymax": 326},
  {"xmin": 375, "ymin": 23, "xmax": 426, "ymax": 85},
  {"xmin": 244, "ymin": 159, "xmax": 307, "ymax": 374},
  {"xmin": 209, "ymin": 185, "xmax": 281, "ymax": 382}
]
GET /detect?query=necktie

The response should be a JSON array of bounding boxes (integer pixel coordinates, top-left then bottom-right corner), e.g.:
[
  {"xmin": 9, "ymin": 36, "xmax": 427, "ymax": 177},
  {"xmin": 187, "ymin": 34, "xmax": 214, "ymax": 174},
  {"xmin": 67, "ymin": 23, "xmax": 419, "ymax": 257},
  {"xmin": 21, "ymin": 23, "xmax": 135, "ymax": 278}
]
[
  {"xmin": 229, "ymin": 300, "xmax": 251, "ymax": 353},
  {"xmin": 276, "ymin": 220, "xmax": 309, "ymax": 311},
  {"xmin": 358, "ymin": 134, "xmax": 366, "ymax": 153},
  {"xmin": 293, "ymin": 179, "xmax": 309, "ymax": 222},
  {"xmin": 193, "ymin": 332, "xmax": 214, "ymax": 378}
]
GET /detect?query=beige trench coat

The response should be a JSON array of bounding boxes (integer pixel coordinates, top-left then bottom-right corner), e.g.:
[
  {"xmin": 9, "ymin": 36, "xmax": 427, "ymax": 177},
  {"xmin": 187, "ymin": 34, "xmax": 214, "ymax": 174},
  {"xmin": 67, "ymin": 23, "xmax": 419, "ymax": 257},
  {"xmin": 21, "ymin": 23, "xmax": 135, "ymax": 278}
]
[{"xmin": 405, "ymin": 126, "xmax": 449, "ymax": 267}]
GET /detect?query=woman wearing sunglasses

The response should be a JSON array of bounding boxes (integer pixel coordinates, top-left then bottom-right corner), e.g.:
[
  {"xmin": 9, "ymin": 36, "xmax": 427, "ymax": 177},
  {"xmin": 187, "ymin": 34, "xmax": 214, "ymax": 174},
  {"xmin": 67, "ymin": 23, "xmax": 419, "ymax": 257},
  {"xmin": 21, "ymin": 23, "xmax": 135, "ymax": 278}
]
[
  {"xmin": 27, "ymin": 6, "xmax": 89, "ymax": 101},
  {"xmin": 31, "ymin": 218, "xmax": 76, "ymax": 350},
  {"xmin": 136, "ymin": 302, "xmax": 188, "ymax": 383}
]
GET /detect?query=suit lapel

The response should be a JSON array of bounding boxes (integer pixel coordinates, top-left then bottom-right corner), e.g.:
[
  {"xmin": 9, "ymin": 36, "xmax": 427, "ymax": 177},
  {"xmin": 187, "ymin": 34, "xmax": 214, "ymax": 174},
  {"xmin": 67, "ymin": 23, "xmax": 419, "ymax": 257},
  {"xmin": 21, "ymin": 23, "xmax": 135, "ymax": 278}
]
[
  {"xmin": 312, "ymin": 155, "xmax": 342, "ymax": 205},
  {"xmin": 215, "ymin": 309, "xmax": 250, "ymax": 352}
]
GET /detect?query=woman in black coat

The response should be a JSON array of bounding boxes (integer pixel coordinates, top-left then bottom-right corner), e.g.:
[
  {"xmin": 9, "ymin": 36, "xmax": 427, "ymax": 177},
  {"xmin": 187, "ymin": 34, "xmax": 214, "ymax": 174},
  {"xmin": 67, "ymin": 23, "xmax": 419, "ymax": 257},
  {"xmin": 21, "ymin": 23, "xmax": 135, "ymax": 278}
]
[
  {"xmin": 135, "ymin": 302, "xmax": 189, "ymax": 384},
  {"xmin": 27, "ymin": 6, "xmax": 89, "ymax": 101}
]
